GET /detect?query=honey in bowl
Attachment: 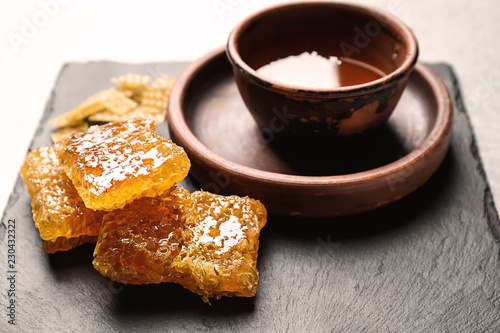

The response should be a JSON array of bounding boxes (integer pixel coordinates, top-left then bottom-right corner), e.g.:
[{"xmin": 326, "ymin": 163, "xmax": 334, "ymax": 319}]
[
  {"xmin": 227, "ymin": 2, "xmax": 419, "ymax": 139},
  {"xmin": 256, "ymin": 51, "xmax": 385, "ymax": 89}
]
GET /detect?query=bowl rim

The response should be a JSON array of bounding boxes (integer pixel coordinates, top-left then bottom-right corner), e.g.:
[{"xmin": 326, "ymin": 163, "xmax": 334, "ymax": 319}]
[
  {"xmin": 226, "ymin": 1, "xmax": 419, "ymax": 96},
  {"xmin": 167, "ymin": 47, "xmax": 452, "ymax": 190}
]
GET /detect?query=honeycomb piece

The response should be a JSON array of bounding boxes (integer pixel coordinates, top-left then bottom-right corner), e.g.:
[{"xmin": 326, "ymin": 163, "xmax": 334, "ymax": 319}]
[
  {"xmin": 92, "ymin": 187, "xmax": 189, "ymax": 284},
  {"xmin": 136, "ymin": 75, "xmax": 175, "ymax": 121},
  {"xmin": 50, "ymin": 122, "xmax": 89, "ymax": 143},
  {"xmin": 115, "ymin": 87, "xmax": 134, "ymax": 98},
  {"xmin": 49, "ymin": 89, "xmax": 137, "ymax": 128},
  {"xmin": 138, "ymin": 86, "xmax": 169, "ymax": 120},
  {"xmin": 88, "ymin": 106, "xmax": 164, "ymax": 124},
  {"xmin": 20, "ymin": 146, "xmax": 105, "ymax": 252},
  {"xmin": 136, "ymin": 106, "xmax": 167, "ymax": 124},
  {"xmin": 128, "ymin": 86, "xmax": 147, "ymax": 104},
  {"xmin": 99, "ymin": 89, "xmax": 138, "ymax": 115},
  {"xmin": 151, "ymin": 75, "xmax": 176, "ymax": 93},
  {"xmin": 53, "ymin": 118, "xmax": 190, "ymax": 211},
  {"xmin": 173, "ymin": 191, "xmax": 267, "ymax": 299},
  {"xmin": 110, "ymin": 74, "xmax": 151, "ymax": 90},
  {"xmin": 92, "ymin": 188, "xmax": 267, "ymax": 300},
  {"xmin": 49, "ymin": 89, "xmax": 111, "ymax": 128},
  {"xmin": 110, "ymin": 74, "xmax": 151, "ymax": 104}
]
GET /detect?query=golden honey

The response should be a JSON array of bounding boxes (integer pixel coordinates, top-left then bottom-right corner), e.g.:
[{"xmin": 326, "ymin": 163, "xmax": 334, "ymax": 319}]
[
  {"xmin": 53, "ymin": 118, "xmax": 191, "ymax": 211},
  {"xmin": 92, "ymin": 187, "xmax": 267, "ymax": 300},
  {"xmin": 20, "ymin": 146, "xmax": 104, "ymax": 252}
]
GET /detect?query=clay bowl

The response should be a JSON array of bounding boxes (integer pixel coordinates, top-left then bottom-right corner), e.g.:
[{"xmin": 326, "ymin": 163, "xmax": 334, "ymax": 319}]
[
  {"xmin": 226, "ymin": 2, "xmax": 419, "ymax": 140},
  {"xmin": 167, "ymin": 47, "xmax": 453, "ymax": 217}
]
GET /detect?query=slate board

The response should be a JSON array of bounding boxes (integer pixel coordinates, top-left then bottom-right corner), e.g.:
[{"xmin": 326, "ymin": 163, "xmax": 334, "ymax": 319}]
[{"xmin": 1, "ymin": 61, "xmax": 500, "ymax": 332}]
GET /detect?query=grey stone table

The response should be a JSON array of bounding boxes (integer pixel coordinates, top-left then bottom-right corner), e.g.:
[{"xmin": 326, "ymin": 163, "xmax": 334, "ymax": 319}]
[{"xmin": 0, "ymin": 60, "xmax": 499, "ymax": 332}]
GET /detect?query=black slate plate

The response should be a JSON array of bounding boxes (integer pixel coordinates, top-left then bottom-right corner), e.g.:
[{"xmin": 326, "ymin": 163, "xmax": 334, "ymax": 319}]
[{"xmin": 1, "ymin": 62, "xmax": 500, "ymax": 332}]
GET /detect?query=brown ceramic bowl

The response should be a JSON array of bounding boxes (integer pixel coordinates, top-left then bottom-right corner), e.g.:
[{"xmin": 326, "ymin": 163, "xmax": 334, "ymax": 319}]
[
  {"xmin": 226, "ymin": 2, "xmax": 418, "ymax": 140},
  {"xmin": 167, "ymin": 47, "xmax": 453, "ymax": 217}
]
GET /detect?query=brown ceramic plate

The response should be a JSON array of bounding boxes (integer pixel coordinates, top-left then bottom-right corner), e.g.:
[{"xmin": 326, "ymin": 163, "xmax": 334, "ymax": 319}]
[{"xmin": 167, "ymin": 47, "xmax": 453, "ymax": 217}]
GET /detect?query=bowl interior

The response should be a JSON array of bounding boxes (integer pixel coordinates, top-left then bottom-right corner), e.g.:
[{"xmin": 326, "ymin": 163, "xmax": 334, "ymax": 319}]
[{"xmin": 234, "ymin": 3, "xmax": 414, "ymax": 79}]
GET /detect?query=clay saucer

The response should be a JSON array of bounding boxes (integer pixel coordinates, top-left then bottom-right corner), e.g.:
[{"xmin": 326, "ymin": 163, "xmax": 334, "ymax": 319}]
[{"xmin": 167, "ymin": 47, "xmax": 453, "ymax": 217}]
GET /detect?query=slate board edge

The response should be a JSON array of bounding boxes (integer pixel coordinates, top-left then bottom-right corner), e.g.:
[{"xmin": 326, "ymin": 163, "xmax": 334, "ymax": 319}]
[{"xmin": 436, "ymin": 62, "xmax": 500, "ymax": 245}]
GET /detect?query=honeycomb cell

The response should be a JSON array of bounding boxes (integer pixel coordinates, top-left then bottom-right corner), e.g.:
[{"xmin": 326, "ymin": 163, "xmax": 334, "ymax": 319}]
[
  {"xmin": 110, "ymin": 74, "xmax": 152, "ymax": 90},
  {"xmin": 110, "ymin": 74, "xmax": 152, "ymax": 104},
  {"xmin": 49, "ymin": 89, "xmax": 110, "ymax": 128},
  {"xmin": 92, "ymin": 188, "xmax": 267, "ymax": 300},
  {"xmin": 98, "ymin": 89, "xmax": 138, "ymax": 115},
  {"xmin": 92, "ymin": 186, "xmax": 189, "ymax": 284},
  {"xmin": 151, "ymin": 75, "xmax": 176, "ymax": 92},
  {"xmin": 53, "ymin": 118, "xmax": 191, "ymax": 211},
  {"xmin": 20, "ymin": 146, "xmax": 105, "ymax": 252},
  {"xmin": 139, "ymin": 86, "xmax": 168, "ymax": 114},
  {"xmin": 88, "ymin": 105, "xmax": 165, "ymax": 124},
  {"xmin": 174, "ymin": 190, "xmax": 267, "ymax": 299}
]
